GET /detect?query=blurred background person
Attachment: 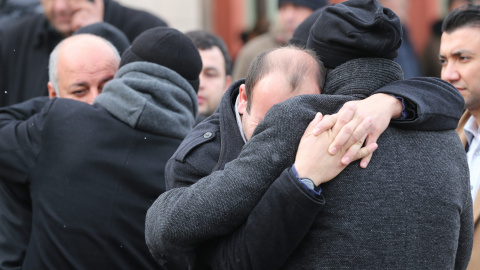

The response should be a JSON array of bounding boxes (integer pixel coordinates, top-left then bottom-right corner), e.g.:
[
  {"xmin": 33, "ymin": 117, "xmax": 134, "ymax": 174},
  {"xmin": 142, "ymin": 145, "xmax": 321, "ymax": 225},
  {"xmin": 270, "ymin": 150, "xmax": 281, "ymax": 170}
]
[
  {"xmin": 378, "ymin": 0, "xmax": 422, "ymax": 79},
  {"xmin": 186, "ymin": 30, "xmax": 232, "ymax": 124},
  {"xmin": 231, "ymin": 0, "xmax": 328, "ymax": 81},
  {"xmin": 0, "ymin": 0, "xmax": 167, "ymax": 107},
  {"xmin": 0, "ymin": 0, "xmax": 41, "ymax": 32}
]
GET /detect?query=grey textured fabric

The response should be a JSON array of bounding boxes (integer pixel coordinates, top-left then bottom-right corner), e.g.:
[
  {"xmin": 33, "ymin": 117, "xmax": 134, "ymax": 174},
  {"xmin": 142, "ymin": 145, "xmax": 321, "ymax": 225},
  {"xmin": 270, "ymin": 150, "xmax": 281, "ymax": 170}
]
[
  {"xmin": 94, "ymin": 61, "xmax": 198, "ymax": 140},
  {"xmin": 146, "ymin": 58, "xmax": 399, "ymax": 253},
  {"xmin": 146, "ymin": 58, "xmax": 473, "ymax": 268}
]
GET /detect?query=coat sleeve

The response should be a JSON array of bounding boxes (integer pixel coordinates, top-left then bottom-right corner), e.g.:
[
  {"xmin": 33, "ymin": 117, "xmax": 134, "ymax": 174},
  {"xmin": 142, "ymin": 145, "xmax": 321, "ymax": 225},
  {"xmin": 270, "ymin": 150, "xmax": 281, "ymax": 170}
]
[
  {"xmin": 0, "ymin": 96, "xmax": 49, "ymax": 124},
  {"xmin": 198, "ymin": 168, "xmax": 325, "ymax": 270},
  {"xmin": 372, "ymin": 77, "xmax": 464, "ymax": 131},
  {"xmin": 144, "ymin": 95, "xmax": 348, "ymax": 261},
  {"xmin": 0, "ymin": 97, "xmax": 52, "ymax": 183}
]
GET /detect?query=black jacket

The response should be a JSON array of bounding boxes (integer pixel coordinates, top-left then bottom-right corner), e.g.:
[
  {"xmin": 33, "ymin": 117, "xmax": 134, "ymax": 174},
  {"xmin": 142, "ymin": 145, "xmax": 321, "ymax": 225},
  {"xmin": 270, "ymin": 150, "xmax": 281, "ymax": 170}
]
[
  {"xmin": 165, "ymin": 79, "xmax": 246, "ymax": 190},
  {"xmin": 0, "ymin": 0, "xmax": 167, "ymax": 107},
  {"xmin": 148, "ymin": 71, "xmax": 467, "ymax": 269},
  {"xmin": 0, "ymin": 62, "xmax": 196, "ymax": 270}
]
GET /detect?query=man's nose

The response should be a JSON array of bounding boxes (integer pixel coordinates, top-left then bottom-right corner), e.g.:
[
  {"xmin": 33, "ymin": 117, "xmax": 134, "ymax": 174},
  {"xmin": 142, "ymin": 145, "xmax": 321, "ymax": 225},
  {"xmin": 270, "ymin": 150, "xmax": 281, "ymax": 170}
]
[
  {"xmin": 198, "ymin": 75, "xmax": 205, "ymax": 90},
  {"xmin": 441, "ymin": 62, "xmax": 460, "ymax": 83},
  {"xmin": 52, "ymin": 0, "xmax": 70, "ymax": 12},
  {"xmin": 86, "ymin": 88, "xmax": 101, "ymax": 105}
]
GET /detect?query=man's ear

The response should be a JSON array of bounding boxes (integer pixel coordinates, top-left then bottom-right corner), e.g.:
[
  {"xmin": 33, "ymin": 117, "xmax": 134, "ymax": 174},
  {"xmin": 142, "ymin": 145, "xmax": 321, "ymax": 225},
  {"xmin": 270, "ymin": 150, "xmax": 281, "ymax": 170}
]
[
  {"xmin": 238, "ymin": 84, "xmax": 248, "ymax": 115},
  {"xmin": 48, "ymin": 82, "xmax": 57, "ymax": 99}
]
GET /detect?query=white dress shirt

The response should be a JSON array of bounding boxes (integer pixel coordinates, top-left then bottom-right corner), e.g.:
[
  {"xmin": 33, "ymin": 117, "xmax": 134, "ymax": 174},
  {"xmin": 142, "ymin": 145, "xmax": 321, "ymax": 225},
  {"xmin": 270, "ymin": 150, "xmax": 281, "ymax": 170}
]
[{"xmin": 465, "ymin": 116, "xmax": 480, "ymax": 202}]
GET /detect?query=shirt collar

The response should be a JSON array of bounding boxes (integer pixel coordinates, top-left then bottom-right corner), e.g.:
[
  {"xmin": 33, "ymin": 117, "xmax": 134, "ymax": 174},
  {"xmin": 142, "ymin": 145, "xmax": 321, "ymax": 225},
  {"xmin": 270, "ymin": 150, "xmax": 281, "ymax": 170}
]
[
  {"xmin": 234, "ymin": 94, "xmax": 247, "ymax": 144},
  {"xmin": 464, "ymin": 115, "xmax": 479, "ymax": 145}
]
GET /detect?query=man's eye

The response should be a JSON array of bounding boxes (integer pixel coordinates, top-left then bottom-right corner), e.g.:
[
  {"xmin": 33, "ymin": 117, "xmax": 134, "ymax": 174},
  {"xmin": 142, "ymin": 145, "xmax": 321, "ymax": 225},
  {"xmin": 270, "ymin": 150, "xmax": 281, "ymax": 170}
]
[
  {"xmin": 205, "ymin": 72, "xmax": 219, "ymax": 78},
  {"xmin": 459, "ymin": 56, "xmax": 470, "ymax": 62},
  {"xmin": 438, "ymin": 58, "xmax": 446, "ymax": 65},
  {"xmin": 72, "ymin": 90, "xmax": 86, "ymax": 96}
]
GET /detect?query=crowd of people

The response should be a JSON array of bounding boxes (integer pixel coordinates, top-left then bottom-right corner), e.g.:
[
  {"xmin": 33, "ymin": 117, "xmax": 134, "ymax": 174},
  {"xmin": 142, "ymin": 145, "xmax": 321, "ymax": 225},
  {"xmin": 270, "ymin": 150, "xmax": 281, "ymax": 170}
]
[{"xmin": 0, "ymin": 0, "xmax": 479, "ymax": 269}]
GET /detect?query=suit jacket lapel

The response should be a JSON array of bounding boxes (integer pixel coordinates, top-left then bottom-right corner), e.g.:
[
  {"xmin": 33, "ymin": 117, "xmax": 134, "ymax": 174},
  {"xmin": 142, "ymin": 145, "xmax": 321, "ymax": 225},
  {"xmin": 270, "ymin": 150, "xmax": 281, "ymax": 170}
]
[
  {"xmin": 456, "ymin": 111, "xmax": 471, "ymax": 148},
  {"xmin": 474, "ymin": 188, "xmax": 480, "ymax": 225}
]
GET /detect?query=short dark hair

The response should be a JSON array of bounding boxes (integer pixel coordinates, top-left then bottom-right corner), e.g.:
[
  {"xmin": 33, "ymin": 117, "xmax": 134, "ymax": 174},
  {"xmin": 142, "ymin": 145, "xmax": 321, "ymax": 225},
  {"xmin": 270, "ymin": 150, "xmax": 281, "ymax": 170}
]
[
  {"xmin": 442, "ymin": 4, "xmax": 480, "ymax": 33},
  {"xmin": 244, "ymin": 45, "xmax": 325, "ymax": 113},
  {"xmin": 185, "ymin": 30, "xmax": 232, "ymax": 76}
]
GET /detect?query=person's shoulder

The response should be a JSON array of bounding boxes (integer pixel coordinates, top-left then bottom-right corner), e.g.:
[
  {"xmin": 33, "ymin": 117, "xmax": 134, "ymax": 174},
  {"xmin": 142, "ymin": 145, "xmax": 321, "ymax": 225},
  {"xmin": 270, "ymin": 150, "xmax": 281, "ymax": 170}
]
[
  {"xmin": 46, "ymin": 98, "xmax": 109, "ymax": 122},
  {"xmin": 165, "ymin": 114, "xmax": 222, "ymax": 188},
  {"xmin": 170, "ymin": 114, "xmax": 221, "ymax": 167},
  {"xmin": 0, "ymin": 13, "xmax": 44, "ymax": 43},
  {"xmin": 104, "ymin": 0, "xmax": 167, "ymax": 29},
  {"xmin": 3, "ymin": 13, "xmax": 43, "ymax": 30}
]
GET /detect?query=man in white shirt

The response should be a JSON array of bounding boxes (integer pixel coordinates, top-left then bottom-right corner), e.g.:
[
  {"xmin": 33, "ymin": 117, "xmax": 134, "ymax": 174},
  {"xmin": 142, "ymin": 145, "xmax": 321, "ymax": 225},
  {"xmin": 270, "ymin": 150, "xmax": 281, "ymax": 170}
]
[{"xmin": 439, "ymin": 4, "xmax": 480, "ymax": 269}]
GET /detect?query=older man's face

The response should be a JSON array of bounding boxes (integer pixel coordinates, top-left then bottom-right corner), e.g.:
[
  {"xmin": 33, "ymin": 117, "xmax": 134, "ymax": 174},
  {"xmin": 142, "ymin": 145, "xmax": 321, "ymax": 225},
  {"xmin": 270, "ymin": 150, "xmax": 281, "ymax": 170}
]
[
  {"xmin": 41, "ymin": 0, "xmax": 88, "ymax": 36},
  {"xmin": 48, "ymin": 36, "xmax": 119, "ymax": 104}
]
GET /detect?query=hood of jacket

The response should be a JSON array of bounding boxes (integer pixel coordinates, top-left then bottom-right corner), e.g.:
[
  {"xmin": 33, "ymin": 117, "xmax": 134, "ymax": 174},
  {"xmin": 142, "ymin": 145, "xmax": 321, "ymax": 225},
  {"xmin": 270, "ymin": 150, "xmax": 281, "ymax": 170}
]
[{"xmin": 94, "ymin": 61, "xmax": 198, "ymax": 140}]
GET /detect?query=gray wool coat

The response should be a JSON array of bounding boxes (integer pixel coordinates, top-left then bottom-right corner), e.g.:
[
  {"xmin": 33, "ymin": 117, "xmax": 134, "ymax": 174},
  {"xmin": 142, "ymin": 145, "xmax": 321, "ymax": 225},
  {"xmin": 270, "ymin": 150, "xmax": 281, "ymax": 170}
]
[{"xmin": 146, "ymin": 58, "xmax": 473, "ymax": 269}]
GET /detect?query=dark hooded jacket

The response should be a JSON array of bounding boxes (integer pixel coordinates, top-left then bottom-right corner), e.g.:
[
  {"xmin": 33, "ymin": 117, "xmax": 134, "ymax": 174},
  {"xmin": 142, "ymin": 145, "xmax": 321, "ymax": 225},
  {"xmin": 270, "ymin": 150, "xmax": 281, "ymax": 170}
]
[{"xmin": 0, "ymin": 62, "xmax": 195, "ymax": 270}]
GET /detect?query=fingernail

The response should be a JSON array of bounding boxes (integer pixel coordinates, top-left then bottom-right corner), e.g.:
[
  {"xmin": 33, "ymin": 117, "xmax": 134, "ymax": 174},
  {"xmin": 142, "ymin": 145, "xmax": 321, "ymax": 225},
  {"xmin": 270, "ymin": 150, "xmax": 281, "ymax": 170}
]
[
  {"xmin": 361, "ymin": 161, "xmax": 367, "ymax": 168},
  {"xmin": 313, "ymin": 128, "xmax": 320, "ymax": 135},
  {"xmin": 329, "ymin": 147, "xmax": 337, "ymax": 154},
  {"xmin": 342, "ymin": 157, "xmax": 350, "ymax": 164}
]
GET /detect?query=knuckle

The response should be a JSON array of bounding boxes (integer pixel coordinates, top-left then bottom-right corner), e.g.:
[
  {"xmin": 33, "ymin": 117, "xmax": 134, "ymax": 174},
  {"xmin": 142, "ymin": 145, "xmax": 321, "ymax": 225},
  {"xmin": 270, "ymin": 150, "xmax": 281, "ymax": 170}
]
[
  {"xmin": 352, "ymin": 130, "xmax": 362, "ymax": 141},
  {"xmin": 342, "ymin": 125, "xmax": 354, "ymax": 135},
  {"xmin": 344, "ymin": 101, "xmax": 356, "ymax": 109}
]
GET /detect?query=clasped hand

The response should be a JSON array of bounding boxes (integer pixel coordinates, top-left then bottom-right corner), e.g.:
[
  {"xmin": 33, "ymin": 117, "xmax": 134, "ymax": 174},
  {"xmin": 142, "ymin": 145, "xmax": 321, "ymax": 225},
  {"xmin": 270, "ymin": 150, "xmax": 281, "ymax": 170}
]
[{"xmin": 294, "ymin": 94, "xmax": 401, "ymax": 186}]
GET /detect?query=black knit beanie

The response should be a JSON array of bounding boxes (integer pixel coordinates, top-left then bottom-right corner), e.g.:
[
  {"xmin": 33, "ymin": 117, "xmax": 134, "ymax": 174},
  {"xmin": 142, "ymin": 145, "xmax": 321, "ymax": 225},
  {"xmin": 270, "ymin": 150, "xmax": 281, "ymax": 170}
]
[
  {"xmin": 120, "ymin": 27, "xmax": 202, "ymax": 92},
  {"xmin": 74, "ymin": 22, "xmax": 130, "ymax": 55},
  {"xmin": 290, "ymin": 7, "xmax": 325, "ymax": 47},
  {"xmin": 278, "ymin": 0, "xmax": 327, "ymax": 11},
  {"xmin": 306, "ymin": 0, "xmax": 402, "ymax": 69}
]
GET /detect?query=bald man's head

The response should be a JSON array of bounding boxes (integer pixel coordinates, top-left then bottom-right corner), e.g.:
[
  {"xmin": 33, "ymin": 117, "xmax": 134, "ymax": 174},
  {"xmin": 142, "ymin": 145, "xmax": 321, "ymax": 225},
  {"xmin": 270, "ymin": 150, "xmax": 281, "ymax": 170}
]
[
  {"xmin": 238, "ymin": 46, "xmax": 324, "ymax": 141},
  {"xmin": 48, "ymin": 34, "xmax": 120, "ymax": 104},
  {"xmin": 244, "ymin": 46, "xmax": 324, "ymax": 113}
]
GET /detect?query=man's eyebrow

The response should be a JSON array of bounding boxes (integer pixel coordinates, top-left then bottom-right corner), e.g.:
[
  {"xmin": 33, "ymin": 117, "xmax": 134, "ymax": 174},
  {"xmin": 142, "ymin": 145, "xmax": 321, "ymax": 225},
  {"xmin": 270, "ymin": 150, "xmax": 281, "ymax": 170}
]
[
  {"xmin": 452, "ymin": 49, "xmax": 475, "ymax": 56},
  {"xmin": 439, "ymin": 49, "xmax": 475, "ymax": 59},
  {"xmin": 203, "ymin": 66, "xmax": 220, "ymax": 72},
  {"xmin": 101, "ymin": 76, "xmax": 114, "ymax": 83},
  {"xmin": 69, "ymin": 82, "xmax": 88, "ymax": 88}
]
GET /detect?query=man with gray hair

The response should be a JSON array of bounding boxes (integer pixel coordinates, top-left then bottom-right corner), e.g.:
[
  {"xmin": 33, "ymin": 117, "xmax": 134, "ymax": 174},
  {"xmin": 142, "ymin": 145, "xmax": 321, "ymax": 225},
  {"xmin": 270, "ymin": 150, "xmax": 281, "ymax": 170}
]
[
  {"xmin": 0, "ymin": 26, "xmax": 200, "ymax": 269},
  {"xmin": 0, "ymin": 33, "xmax": 120, "ymax": 269},
  {"xmin": 47, "ymin": 33, "xmax": 120, "ymax": 104}
]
